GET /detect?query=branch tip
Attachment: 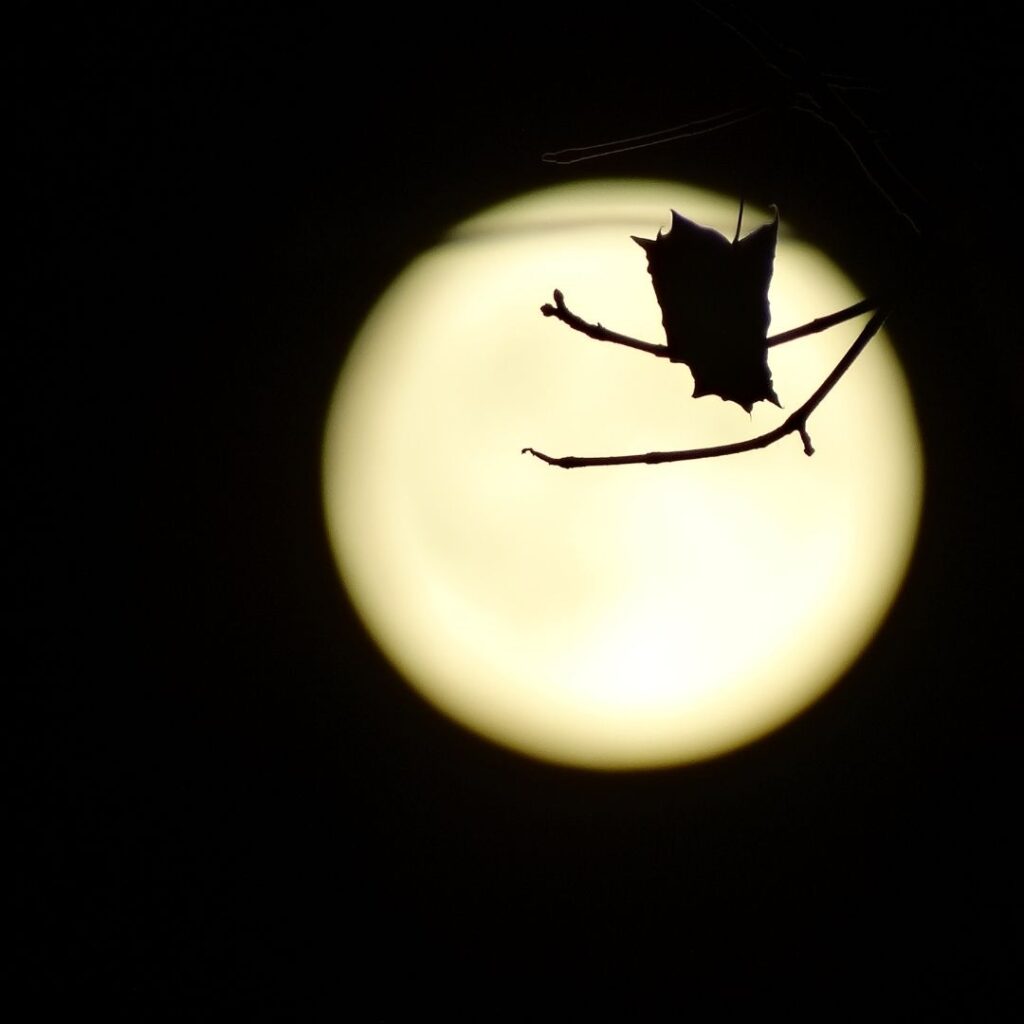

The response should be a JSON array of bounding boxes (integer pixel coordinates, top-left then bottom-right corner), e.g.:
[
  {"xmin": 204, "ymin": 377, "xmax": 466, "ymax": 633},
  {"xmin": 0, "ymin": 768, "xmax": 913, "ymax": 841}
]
[
  {"xmin": 522, "ymin": 447, "xmax": 565, "ymax": 467},
  {"xmin": 798, "ymin": 425, "xmax": 814, "ymax": 456},
  {"xmin": 541, "ymin": 289, "xmax": 566, "ymax": 318}
]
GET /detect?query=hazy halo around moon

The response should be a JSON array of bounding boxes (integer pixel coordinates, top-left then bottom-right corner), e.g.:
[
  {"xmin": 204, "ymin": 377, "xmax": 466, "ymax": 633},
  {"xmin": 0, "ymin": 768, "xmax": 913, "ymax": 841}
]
[{"xmin": 322, "ymin": 180, "xmax": 924, "ymax": 770}]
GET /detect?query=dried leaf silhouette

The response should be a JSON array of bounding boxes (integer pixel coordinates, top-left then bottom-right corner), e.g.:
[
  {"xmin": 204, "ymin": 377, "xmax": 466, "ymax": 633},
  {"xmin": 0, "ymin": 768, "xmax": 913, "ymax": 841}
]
[{"xmin": 633, "ymin": 208, "xmax": 781, "ymax": 412}]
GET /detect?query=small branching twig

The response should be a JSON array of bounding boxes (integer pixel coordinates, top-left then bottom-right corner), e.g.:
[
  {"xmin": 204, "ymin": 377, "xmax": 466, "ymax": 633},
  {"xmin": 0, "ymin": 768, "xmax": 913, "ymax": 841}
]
[
  {"xmin": 523, "ymin": 304, "xmax": 892, "ymax": 468},
  {"xmin": 540, "ymin": 289, "xmax": 668, "ymax": 358}
]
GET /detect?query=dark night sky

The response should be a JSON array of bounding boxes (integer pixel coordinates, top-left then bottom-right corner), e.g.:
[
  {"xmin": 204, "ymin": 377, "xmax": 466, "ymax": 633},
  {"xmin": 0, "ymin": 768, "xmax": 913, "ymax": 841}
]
[{"xmin": 16, "ymin": 4, "xmax": 1019, "ymax": 1011}]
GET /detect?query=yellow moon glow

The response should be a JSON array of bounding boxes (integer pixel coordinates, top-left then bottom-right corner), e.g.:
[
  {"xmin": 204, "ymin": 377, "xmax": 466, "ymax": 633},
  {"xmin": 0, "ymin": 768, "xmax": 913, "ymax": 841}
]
[{"xmin": 322, "ymin": 180, "xmax": 923, "ymax": 769}]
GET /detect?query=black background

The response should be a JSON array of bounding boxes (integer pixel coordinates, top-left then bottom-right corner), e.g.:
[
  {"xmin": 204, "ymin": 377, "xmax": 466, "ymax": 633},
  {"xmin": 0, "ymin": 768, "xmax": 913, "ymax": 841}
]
[{"xmin": 17, "ymin": 3, "xmax": 1019, "ymax": 1011}]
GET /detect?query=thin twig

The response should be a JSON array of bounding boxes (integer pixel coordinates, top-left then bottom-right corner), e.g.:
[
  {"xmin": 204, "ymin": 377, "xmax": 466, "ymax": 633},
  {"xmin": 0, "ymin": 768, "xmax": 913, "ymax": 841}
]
[
  {"xmin": 523, "ymin": 304, "xmax": 892, "ymax": 468},
  {"xmin": 767, "ymin": 296, "xmax": 880, "ymax": 346},
  {"xmin": 542, "ymin": 104, "xmax": 770, "ymax": 165},
  {"xmin": 541, "ymin": 288, "xmax": 880, "ymax": 357},
  {"xmin": 540, "ymin": 289, "xmax": 669, "ymax": 358},
  {"xmin": 692, "ymin": 2, "xmax": 926, "ymax": 235}
]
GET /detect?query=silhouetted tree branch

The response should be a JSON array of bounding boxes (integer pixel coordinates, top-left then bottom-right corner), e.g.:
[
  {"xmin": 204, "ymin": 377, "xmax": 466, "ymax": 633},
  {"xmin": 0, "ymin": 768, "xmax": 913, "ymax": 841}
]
[
  {"xmin": 540, "ymin": 288, "xmax": 881, "ymax": 356},
  {"xmin": 540, "ymin": 289, "xmax": 667, "ymax": 358},
  {"xmin": 523, "ymin": 304, "xmax": 892, "ymax": 468}
]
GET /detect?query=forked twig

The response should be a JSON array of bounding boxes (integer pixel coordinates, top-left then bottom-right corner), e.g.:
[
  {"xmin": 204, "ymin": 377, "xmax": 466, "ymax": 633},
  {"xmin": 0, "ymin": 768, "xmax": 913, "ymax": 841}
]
[{"xmin": 523, "ymin": 304, "xmax": 892, "ymax": 468}]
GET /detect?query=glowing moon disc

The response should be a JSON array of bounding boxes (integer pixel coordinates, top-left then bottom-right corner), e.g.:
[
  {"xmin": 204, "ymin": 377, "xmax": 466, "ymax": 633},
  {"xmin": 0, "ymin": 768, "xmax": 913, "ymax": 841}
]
[{"xmin": 322, "ymin": 180, "xmax": 923, "ymax": 769}]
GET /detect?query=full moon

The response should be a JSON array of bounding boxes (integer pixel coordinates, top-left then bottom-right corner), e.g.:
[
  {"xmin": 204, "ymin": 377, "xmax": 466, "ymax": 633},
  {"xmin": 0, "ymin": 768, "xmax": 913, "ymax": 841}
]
[{"xmin": 322, "ymin": 180, "xmax": 924, "ymax": 769}]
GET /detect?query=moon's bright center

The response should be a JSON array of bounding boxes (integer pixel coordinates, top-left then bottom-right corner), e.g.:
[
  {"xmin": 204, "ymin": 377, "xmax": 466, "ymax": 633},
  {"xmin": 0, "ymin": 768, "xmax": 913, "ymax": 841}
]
[{"xmin": 322, "ymin": 180, "xmax": 923, "ymax": 769}]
